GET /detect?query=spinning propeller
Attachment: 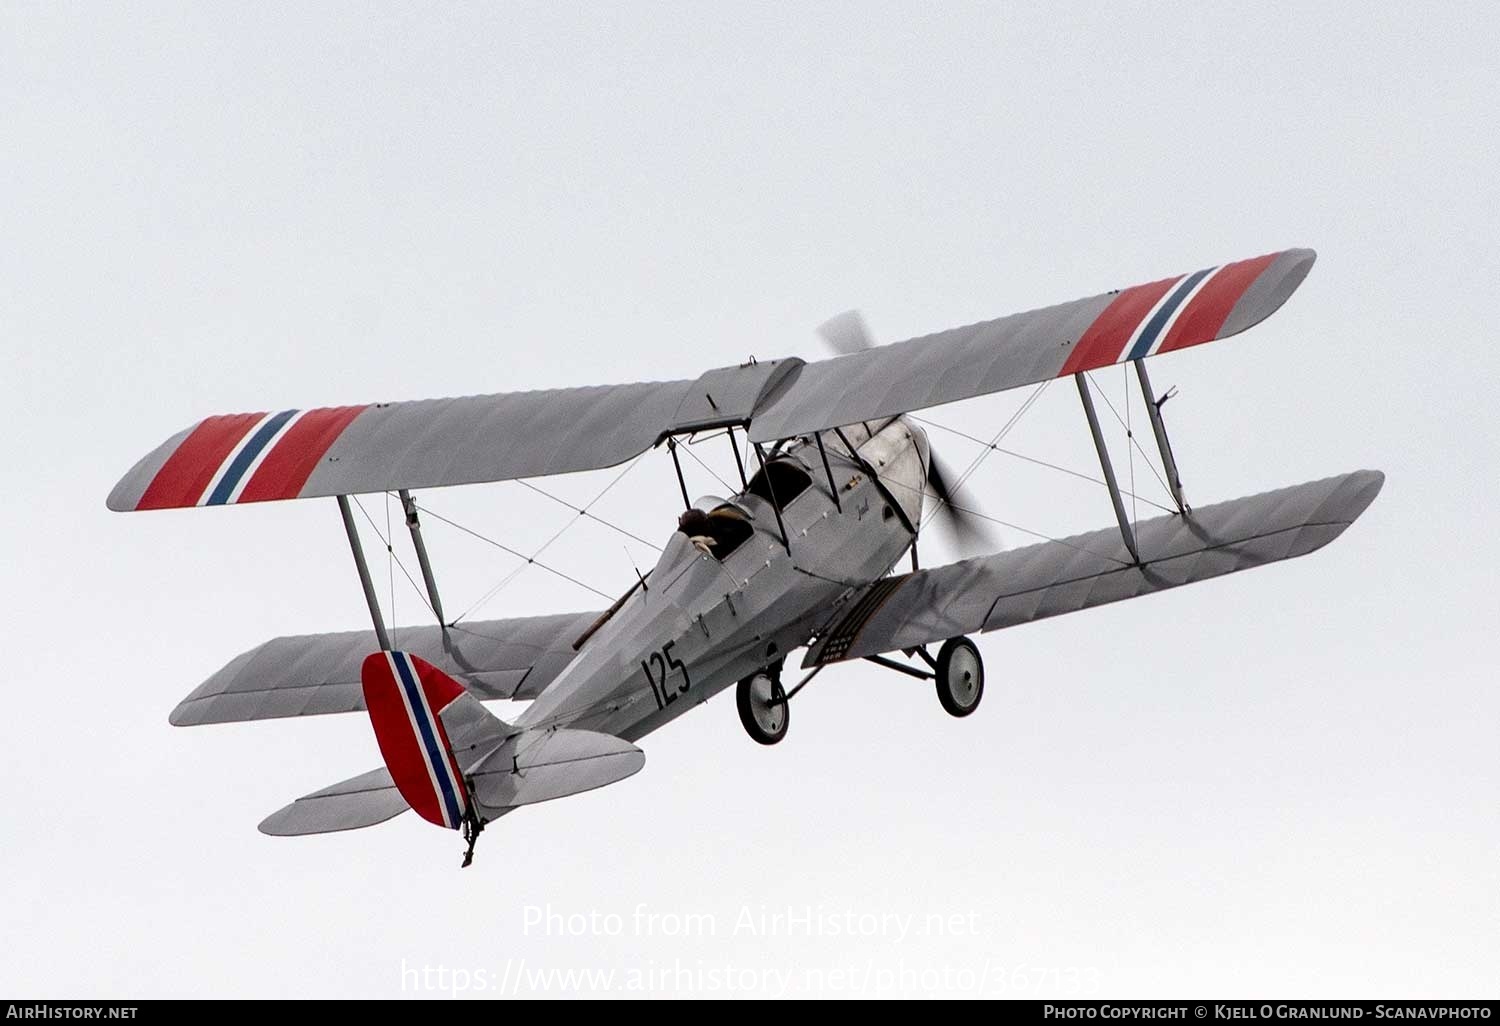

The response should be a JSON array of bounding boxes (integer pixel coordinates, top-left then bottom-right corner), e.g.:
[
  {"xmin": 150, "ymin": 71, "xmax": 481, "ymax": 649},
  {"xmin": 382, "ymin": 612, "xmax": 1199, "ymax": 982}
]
[{"xmin": 816, "ymin": 311, "xmax": 1001, "ymax": 555}]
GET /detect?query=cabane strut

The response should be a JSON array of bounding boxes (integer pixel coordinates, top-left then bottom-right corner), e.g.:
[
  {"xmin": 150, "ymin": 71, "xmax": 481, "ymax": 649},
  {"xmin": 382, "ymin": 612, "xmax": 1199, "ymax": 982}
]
[
  {"xmin": 667, "ymin": 438, "xmax": 691, "ymax": 510},
  {"xmin": 752, "ymin": 443, "xmax": 793, "ymax": 554},
  {"xmin": 725, "ymin": 425, "xmax": 749, "ymax": 489},
  {"xmin": 813, "ymin": 431, "xmax": 842, "ymax": 513}
]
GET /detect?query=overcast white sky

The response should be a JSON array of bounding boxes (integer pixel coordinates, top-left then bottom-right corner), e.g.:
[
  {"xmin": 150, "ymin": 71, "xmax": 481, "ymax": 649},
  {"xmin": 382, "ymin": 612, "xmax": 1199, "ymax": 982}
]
[{"xmin": 4, "ymin": 1, "xmax": 1497, "ymax": 998}]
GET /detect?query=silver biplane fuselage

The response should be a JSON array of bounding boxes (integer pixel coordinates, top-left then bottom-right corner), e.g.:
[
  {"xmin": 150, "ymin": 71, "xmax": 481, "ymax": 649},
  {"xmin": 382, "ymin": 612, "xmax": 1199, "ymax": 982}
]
[{"xmin": 517, "ymin": 417, "xmax": 930, "ymax": 741}]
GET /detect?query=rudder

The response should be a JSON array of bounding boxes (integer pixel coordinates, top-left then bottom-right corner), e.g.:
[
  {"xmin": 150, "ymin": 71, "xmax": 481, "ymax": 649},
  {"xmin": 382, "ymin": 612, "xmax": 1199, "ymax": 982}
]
[{"xmin": 361, "ymin": 650, "xmax": 476, "ymax": 830}]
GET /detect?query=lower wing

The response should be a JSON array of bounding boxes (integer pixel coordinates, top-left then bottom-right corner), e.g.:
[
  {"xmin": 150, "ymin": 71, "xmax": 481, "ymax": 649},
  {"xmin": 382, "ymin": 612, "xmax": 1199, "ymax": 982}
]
[
  {"xmin": 171, "ymin": 610, "xmax": 600, "ymax": 725},
  {"xmin": 805, "ymin": 469, "xmax": 1384, "ymax": 666}
]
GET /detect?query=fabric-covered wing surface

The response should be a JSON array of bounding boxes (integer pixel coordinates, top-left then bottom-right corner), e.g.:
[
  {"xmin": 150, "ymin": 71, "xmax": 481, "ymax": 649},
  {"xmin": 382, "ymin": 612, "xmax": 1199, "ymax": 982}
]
[
  {"xmin": 109, "ymin": 382, "xmax": 690, "ymax": 511},
  {"xmin": 171, "ymin": 611, "xmax": 600, "ymax": 725},
  {"xmin": 750, "ymin": 249, "xmax": 1315, "ymax": 442},
  {"xmin": 805, "ymin": 469, "xmax": 1383, "ymax": 665},
  {"xmin": 109, "ymin": 249, "xmax": 1312, "ymax": 509},
  {"xmin": 109, "ymin": 359, "xmax": 805, "ymax": 511}
]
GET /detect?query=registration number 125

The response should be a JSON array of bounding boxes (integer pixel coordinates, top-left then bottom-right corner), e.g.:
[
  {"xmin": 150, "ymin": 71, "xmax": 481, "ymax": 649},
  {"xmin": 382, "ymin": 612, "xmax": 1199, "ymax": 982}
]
[{"xmin": 642, "ymin": 641, "xmax": 691, "ymax": 710}]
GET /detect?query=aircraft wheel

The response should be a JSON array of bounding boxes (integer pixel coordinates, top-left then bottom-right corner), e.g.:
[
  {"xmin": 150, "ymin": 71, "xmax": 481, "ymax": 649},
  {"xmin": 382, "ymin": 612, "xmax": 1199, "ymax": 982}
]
[
  {"xmin": 935, "ymin": 637, "xmax": 984, "ymax": 718},
  {"xmin": 737, "ymin": 670, "xmax": 788, "ymax": 745}
]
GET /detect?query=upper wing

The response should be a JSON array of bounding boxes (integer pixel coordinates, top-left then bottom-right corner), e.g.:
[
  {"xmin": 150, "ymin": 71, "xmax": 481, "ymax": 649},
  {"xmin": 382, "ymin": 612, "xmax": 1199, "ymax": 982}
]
[
  {"xmin": 749, "ymin": 248, "xmax": 1314, "ymax": 441},
  {"xmin": 108, "ymin": 249, "xmax": 1312, "ymax": 510},
  {"xmin": 804, "ymin": 469, "xmax": 1383, "ymax": 666},
  {"xmin": 107, "ymin": 360, "xmax": 802, "ymax": 511},
  {"xmin": 171, "ymin": 611, "xmax": 599, "ymax": 725}
]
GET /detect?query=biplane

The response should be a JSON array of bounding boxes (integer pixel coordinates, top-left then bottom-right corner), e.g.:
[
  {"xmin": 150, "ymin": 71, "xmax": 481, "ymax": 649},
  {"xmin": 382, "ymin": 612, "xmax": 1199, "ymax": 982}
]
[{"xmin": 108, "ymin": 247, "xmax": 1383, "ymax": 865}]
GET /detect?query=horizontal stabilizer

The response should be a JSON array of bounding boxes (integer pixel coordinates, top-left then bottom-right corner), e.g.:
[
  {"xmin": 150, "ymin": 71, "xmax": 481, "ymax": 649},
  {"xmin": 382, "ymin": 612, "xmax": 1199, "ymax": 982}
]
[
  {"xmin": 806, "ymin": 469, "xmax": 1384, "ymax": 665},
  {"xmin": 469, "ymin": 728, "xmax": 644, "ymax": 813},
  {"xmin": 261, "ymin": 651, "xmax": 630, "ymax": 841},
  {"xmin": 259, "ymin": 719, "xmax": 642, "ymax": 837},
  {"xmin": 258, "ymin": 767, "xmax": 408, "ymax": 836}
]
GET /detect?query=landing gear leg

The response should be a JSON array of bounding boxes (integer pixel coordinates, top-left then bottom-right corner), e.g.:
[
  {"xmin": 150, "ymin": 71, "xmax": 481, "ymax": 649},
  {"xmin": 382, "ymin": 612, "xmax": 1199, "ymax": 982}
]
[
  {"xmin": 934, "ymin": 637, "xmax": 984, "ymax": 717},
  {"xmin": 737, "ymin": 668, "xmax": 789, "ymax": 745}
]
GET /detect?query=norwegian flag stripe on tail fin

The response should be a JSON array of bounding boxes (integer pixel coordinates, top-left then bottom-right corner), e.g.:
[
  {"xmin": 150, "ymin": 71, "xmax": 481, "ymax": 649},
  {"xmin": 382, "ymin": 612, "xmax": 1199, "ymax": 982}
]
[
  {"xmin": 362, "ymin": 651, "xmax": 469, "ymax": 830},
  {"xmin": 389, "ymin": 653, "xmax": 465, "ymax": 829}
]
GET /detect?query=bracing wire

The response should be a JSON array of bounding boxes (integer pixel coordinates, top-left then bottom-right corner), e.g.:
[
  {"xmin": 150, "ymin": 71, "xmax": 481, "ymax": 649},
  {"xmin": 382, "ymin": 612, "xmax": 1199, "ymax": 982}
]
[
  {"xmin": 911, "ymin": 366, "xmax": 1193, "ymax": 549},
  {"xmin": 675, "ymin": 436, "xmax": 737, "ymax": 496},
  {"xmin": 415, "ymin": 506, "xmax": 614, "ymax": 607},
  {"xmin": 1084, "ymin": 369, "xmax": 1175, "ymax": 509},
  {"xmin": 385, "ymin": 491, "xmax": 396, "ymax": 628},
  {"xmin": 880, "ymin": 472, "xmax": 1135, "ymax": 567},
  {"xmin": 517, "ymin": 480, "xmax": 662, "ymax": 552},
  {"xmin": 951, "ymin": 380, "xmax": 1051, "ymax": 494},
  {"xmin": 351, "ymin": 495, "xmax": 437, "ymax": 621},
  {"xmin": 419, "ymin": 452, "xmax": 651, "ymax": 621},
  {"xmin": 917, "ymin": 380, "xmax": 1052, "ymax": 531},
  {"xmin": 912, "ymin": 414, "xmax": 1177, "ymax": 517}
]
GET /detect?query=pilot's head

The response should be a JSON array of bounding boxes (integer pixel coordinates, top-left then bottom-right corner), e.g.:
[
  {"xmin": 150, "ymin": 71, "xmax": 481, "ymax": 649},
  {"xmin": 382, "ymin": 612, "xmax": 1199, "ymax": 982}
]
[{"xmin": 677, "ymin": 508, "xmax": 711, "ymax": 534}]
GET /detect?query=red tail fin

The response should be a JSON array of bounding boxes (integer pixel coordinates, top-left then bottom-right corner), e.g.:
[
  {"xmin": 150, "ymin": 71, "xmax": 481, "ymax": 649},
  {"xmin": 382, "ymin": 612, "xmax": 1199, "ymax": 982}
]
[{"xmin": 361, "ymin": 651, "xmax": 470, "ymax": 829}]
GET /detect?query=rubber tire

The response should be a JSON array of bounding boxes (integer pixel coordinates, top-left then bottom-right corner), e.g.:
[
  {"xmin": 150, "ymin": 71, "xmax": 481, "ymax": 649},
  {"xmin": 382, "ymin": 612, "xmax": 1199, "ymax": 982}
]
[
  {"xmin": 935, "ymin": 637, "xmax": 984, "ymax": 718},
  {"xmin": 737, "ymin": 671, "xmax": 789, "ymax": 745}
]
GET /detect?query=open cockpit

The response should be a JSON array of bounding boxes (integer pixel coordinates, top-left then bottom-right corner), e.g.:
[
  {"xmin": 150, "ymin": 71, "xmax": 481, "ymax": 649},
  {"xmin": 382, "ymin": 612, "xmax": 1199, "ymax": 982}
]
[
  {"xmin": 744, "ymin": 455, "xmax": 812, "ymax": 510},
  {"xmin": 675, "ymin": 500, "xmax": 755, "ymax": 560},
  {"xmin": 674, "ymin": 449, "xmax": 817, "ymax": 562}
]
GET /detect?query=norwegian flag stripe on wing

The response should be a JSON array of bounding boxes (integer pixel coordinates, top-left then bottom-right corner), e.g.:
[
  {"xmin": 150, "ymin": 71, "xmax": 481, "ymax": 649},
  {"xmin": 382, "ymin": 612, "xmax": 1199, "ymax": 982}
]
[
  {"xmin": 1059, "ymin": 252, "xmax": 1286, "ymax": 375},
  {"xmin": 130, "ymin": 405, "xmax": 369, "ymax": 510}
]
